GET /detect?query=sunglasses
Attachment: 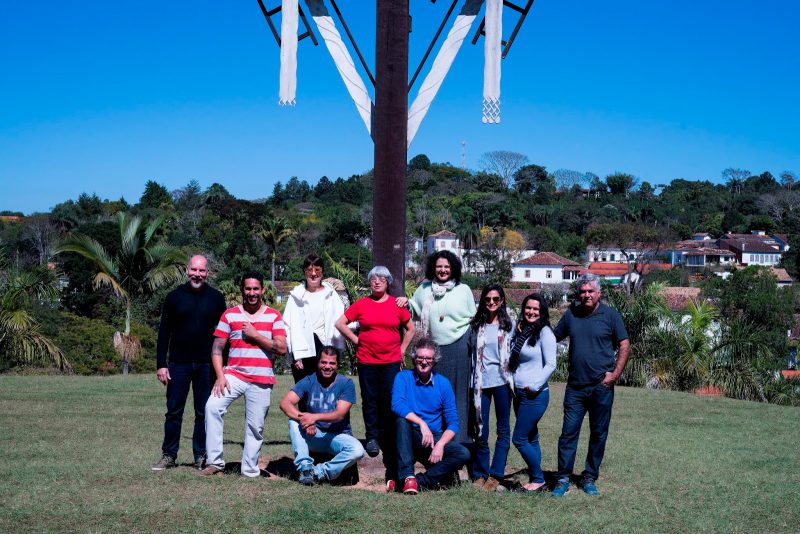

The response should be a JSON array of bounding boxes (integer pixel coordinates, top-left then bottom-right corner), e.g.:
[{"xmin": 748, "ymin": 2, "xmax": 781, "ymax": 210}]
[
  {"xmin": 304, "ymin": 266, "xmax": 323, "ymax": 274},
  {"xmin": 484, "ymin": 296, "xmax": 502, "ymax": 304},
  {"xmin": 415, "ymin": 357, "xmax": 435, "ymax": 363}
]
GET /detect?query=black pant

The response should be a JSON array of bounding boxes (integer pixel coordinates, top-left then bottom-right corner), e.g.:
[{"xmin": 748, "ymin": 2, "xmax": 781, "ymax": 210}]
[
  {"xmin": 162, "ymin": 362, "xmax": 212, "ymax": 460},
  {"xmin": 291, "ymin": 334, "xmax": 324, "ymax": 383},
  {"xmin": 358, "ymin": 361, "xmax": 401, "ymax": 479},
  {"xmin": 396, "ymin": 418, "xmax": 470, "ymax": 488}
]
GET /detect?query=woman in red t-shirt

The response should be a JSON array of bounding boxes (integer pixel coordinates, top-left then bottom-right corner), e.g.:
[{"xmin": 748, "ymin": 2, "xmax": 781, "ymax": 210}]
[{"xmin": 336, "ymin": 265, "xmax": 414, "ymax": 489}]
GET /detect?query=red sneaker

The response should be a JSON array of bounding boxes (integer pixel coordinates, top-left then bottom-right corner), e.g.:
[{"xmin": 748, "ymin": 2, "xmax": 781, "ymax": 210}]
[
  {"xmin": 385, "ymin": 479, "xmax": 396, "ymax": 493},
  {"xmin": 403, "ymin": 476, "xmax": 419, "ymax": 495}
]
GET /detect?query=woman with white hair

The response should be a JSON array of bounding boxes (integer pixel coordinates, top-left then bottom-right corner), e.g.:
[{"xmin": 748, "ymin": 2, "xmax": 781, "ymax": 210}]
[{"xmin": 336, "ymin": 265, "xmax": 415, "ymax": 489}]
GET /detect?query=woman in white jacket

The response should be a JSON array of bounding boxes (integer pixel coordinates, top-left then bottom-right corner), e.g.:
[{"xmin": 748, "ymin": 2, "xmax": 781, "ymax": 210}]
[{"xmin": 284, "ymin": 254, "xmax": 346, "ymax": 382}]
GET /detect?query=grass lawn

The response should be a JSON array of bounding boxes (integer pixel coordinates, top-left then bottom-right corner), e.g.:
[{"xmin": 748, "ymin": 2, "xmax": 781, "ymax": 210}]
[{"xmin": 1, "ymin": 375, "xmax": 798, "ymax": 533}]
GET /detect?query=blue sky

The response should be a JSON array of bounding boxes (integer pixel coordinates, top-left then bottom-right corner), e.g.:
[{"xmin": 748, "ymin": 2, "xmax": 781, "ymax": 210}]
[{"xmin": 1, "ymin": 1, "xmax": 798, "ymax": 214}]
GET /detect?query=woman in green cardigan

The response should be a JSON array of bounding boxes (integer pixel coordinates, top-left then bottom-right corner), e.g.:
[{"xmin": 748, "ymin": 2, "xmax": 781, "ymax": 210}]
[{"xmin": 403, "ymin": 251, "xmax": 476, "ymax": 445}]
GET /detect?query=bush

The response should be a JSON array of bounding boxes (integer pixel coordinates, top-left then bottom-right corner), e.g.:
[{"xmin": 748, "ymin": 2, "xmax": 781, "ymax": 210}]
[{"xmin": 35, "ymin": 306, "xmax": 156, "ymax": 375}]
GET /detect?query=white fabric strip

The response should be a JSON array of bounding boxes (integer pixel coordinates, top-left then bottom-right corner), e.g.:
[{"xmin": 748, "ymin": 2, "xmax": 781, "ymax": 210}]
[
  {"xmin": 482, "ymin": 0, "xmax": 502, "ymax": 123},
  {"xmin": 279, "ymin": 0, "xmax": 299, "ymax": 106},
  {"xmin": 407, "ymin": 0, "xmax": 484, "ymax": 147},
  {"xmin": 304, "ymin": 0, "xmax": 373, "ymax": 134}
]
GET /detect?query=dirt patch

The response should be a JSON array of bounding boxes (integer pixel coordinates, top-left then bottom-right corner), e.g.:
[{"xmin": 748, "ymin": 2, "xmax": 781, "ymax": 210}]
[{"xmin": 255, "ymin": 452, "xmax": 478, "ymax": 493}]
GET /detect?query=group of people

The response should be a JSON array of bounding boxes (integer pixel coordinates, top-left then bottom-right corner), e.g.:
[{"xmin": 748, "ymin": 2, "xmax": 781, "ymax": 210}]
[{"xmin": 152, "ymin": 250, "xmax": 629, "ymax": 497}]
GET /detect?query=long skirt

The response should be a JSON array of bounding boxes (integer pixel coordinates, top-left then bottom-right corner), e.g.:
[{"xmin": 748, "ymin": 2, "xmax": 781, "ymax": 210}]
[{"xmin": 435, "ymin": 330, "xmax": 471, "ymax": 445}]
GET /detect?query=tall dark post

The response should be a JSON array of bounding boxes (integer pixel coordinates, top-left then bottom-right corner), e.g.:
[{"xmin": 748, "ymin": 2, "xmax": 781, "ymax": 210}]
[{"xmin": 373, "ymin": 0, "xmax": 409, "ymax": 297}]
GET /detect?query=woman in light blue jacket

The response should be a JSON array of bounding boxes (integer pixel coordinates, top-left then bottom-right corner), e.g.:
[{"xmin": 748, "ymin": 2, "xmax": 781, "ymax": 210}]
[{"xmin": 510, "ymin": 293, "xmax": 557, "ymax": 492}]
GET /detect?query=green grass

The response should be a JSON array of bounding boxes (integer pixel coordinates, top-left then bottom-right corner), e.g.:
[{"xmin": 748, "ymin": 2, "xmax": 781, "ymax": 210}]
[{"xmin": 1, "ymin": 375, "xmax": 798, "ymax": 533}]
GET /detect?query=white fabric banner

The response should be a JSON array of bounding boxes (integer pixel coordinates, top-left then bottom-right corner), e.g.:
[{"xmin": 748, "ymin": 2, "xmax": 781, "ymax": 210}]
[
  {"xmin": 408, "ymin": 0, "xmax": 484, "ymax": 146},
  {"xmin": 304, "ymin": 0, "xmax": 373, "ymax": 134},
  {"xmin": 279, "ymin": 0, "xmax": 299, "ymax": 106},
  {"xmin": 482, "ymin": 0, "xmax": 502, "ymax": 123}
]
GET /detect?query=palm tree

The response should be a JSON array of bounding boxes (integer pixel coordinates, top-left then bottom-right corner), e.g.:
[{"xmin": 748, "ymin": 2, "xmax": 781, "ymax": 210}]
[
  {"xmin": 258, "ymin": 215, "xmax": 295, "ymax": 287},
  {"xmin": 55, "ymin": 212, "xmax": 185, "ymax": 375},
  {"xmin": 648, "ymin": 299, "xmax": 769, "ymax": 401},
  {"xmin": 0, "ymin": 257, "xmax": 71, "ymax": 372},
  {"xmin": 456, "ymin": 222, "xmax": 480, "ymax": 272}
]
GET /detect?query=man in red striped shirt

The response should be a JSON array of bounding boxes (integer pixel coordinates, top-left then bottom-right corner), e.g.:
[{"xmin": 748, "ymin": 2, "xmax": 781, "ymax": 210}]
[{"xmin": 200, "ymin": 271, "xmax": 287, "ymax": 477}]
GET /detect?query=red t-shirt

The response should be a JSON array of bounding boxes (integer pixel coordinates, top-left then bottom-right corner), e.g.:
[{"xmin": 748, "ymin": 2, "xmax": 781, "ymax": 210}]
[{"xmin": 344, "ymin": 296, "xmax": 411, "ymax": 364}]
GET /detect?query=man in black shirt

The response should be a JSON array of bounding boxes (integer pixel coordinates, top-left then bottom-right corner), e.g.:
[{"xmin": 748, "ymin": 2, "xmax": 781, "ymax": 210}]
[{"xmin": 152, "ymin": 255, "xmax": 227, "ymax": 471}]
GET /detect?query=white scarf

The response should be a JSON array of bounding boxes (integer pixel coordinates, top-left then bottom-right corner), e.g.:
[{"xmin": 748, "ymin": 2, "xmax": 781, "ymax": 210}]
[{"xmin": 421, "ymin": 280, "xmax": 456, "ymax": 335}]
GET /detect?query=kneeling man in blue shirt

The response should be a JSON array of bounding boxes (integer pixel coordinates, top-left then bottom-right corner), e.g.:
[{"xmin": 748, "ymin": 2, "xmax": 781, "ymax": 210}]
[
  {"xmin": 392, "ymin": 336, "xmax": 470, "ymax": 494},
  {"xmin": 280, "ymin": 346, "xmax": 364, "ymax": 485}
]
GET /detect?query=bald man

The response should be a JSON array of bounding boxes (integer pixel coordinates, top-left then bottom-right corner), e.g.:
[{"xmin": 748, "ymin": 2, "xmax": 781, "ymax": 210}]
[{"xmin": 152, "ymin": 255, "xmax": 227, "ymax": 471}]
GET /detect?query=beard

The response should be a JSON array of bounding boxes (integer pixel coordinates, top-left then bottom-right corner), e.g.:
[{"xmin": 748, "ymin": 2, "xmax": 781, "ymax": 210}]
[{"xmin": 190, "ymin": 279, "xmax": 204, "ymax": 289}]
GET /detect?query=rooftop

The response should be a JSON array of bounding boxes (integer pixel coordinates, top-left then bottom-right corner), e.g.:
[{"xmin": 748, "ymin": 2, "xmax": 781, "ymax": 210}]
[{"xmin": 515, "ymin": 251, "xmax": 580, "ymax": 267}]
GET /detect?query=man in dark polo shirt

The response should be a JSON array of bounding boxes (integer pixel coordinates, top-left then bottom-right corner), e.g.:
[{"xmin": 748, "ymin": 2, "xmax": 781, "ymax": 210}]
[
  {"xmin": 551, "ymin": 273, "xmax": 629, "ymax": 497},
  {"xmin": 152, "ymin": 255, "xmax": 227, "ymax": 471}
]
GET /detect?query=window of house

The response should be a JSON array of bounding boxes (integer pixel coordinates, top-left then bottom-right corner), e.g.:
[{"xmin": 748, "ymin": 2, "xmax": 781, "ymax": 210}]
[
  {"xmin": 546, "ymin": 270, "xmax": 552, "ymax": 279},
  {"xmin": 525, "ymin": 269, "xmax": 530, "ymax": 278}
]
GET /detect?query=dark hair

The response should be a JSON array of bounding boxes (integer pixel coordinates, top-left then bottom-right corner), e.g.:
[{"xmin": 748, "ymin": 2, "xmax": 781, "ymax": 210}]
[
  {"xmin": 303, "ymin": 253, "xmax": 324, "ymax": 271},
  {"xmin": 470, "ymin": 284, "xmax": 513, "ymax": 332},
  {"xmin": 318, "ymin": 345, "xmax": 341, "ymax": 365},
  {"xmin": 424, "ymin": 251, "xmax": 462, "ymax": 284},
  {"xmin": 240, "ymin": 270, "xmax": 265, "ymax": 290},
  {"xmin": 516, "ymin": 293, "xmax": 551, "ymax": 346}
]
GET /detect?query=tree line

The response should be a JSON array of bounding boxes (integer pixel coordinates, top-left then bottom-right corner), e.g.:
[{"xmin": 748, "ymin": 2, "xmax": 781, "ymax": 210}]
[{"xmin": 0, "ymin": 153, "xmax": 798, "ymax": 405}]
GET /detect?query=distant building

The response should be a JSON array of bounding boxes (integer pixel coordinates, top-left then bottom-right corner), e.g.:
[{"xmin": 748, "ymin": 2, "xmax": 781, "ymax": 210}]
[
  {"xmin": 426, "ymin": 230, "xmax": 460, "ymax": 255},
  {"xmin": 511, "ymin": 252, "xmax": 581, "ymax": 284},
  {"xmin": 718, "ymin": 231, "xmax": 787, "ymax": 267}
]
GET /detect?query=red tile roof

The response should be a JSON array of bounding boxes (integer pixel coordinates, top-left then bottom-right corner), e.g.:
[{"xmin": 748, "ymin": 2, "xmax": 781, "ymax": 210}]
[
  {"xmin": 514, "ymin": 252, "xmax": 580, "ymax": 267},
  {"xmin": 658, "ymin": 286, "xmax": 702, "ymax": 312},
  {"xmin": 586, "ymin": 262, "xmax": 672, "ymax": 276},
  {"xmin": 429, "ymin": 230, "xmax": 457, "ymax": 238}
]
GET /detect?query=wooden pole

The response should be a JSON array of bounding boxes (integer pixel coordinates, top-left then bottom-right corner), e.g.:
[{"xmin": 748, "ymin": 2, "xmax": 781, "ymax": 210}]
[{"xmin": 373, "ymin": 0, "xmax": 409, "ymax": 297}]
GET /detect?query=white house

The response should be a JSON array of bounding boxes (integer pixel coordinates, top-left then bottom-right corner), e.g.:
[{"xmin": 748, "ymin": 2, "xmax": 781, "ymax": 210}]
[
  {"xmin": 512, "ymin": 252, "xmax": 581, "ymax": 284},
  {"xmin": 426, "ymin": 230, "xmax": 460, "ymax": 255}
]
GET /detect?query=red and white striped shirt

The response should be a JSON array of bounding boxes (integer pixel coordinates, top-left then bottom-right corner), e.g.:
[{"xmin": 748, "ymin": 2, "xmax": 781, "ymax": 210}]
[{"xmin": 214, "ymin": 305, "xmax": 287, "ymax": 385}]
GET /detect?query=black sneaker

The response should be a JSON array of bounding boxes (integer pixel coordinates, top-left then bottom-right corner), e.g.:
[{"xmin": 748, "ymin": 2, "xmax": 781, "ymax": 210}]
[
  {"xmin": 365, "ymin": 439, "xmax": 380, "ymax": 458},
  {"xmin": 194, "ymin": 455, "xmax": 206, "ymax": 470},
  {"xmin": 151, "ymin": 454, "xmax": 176, "ymax": 471},
  {"xmin": 299, "ymin": 466, "xmax": 317, "ymax": 486}
]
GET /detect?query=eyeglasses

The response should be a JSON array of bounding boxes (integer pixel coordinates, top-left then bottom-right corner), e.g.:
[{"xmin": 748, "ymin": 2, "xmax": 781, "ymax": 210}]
[
  {"xmin": 484, "ymin": 296, "xmax": 502, "ymax": 304},
  {"xmin": 304, "ymin": 266, "xmax": 323, "ymax": 275},
  {"xmin": 415, "ymin": 357, "xmax": 435, "ymax": 363}
]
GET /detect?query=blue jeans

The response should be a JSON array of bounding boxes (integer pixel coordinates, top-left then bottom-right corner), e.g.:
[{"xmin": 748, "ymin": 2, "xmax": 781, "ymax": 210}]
[
  {"xmin": 512, "ymin": 386, "xmax": 550, "ymax": 484},
  {"xmin": 473, "ymin": 384, "xmax": 512, "ymax": 480},
  {"xmin": 395, "ymin": 418, "xmax": 470, "ymax": 489},
  {"xmin": 557, "ymin": 382, "xmax": 614, "ymax": 481},
  {"xmin": 288, "ymin": 420, "xmax": 365, "ymax": 481},
  {"xmin": 162, "ymin": 362, "xmax": 212, "ymax": 460}
]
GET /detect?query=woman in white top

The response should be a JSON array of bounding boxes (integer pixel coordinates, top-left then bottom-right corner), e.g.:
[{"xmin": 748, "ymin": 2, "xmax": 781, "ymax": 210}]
[
  {"xmin": 510, "ymin": 293, "xmax": 557, "ymax": 492},
  {"xmin": 283, "ymin": 254, "xmax": 345, "ymax": 383}
]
